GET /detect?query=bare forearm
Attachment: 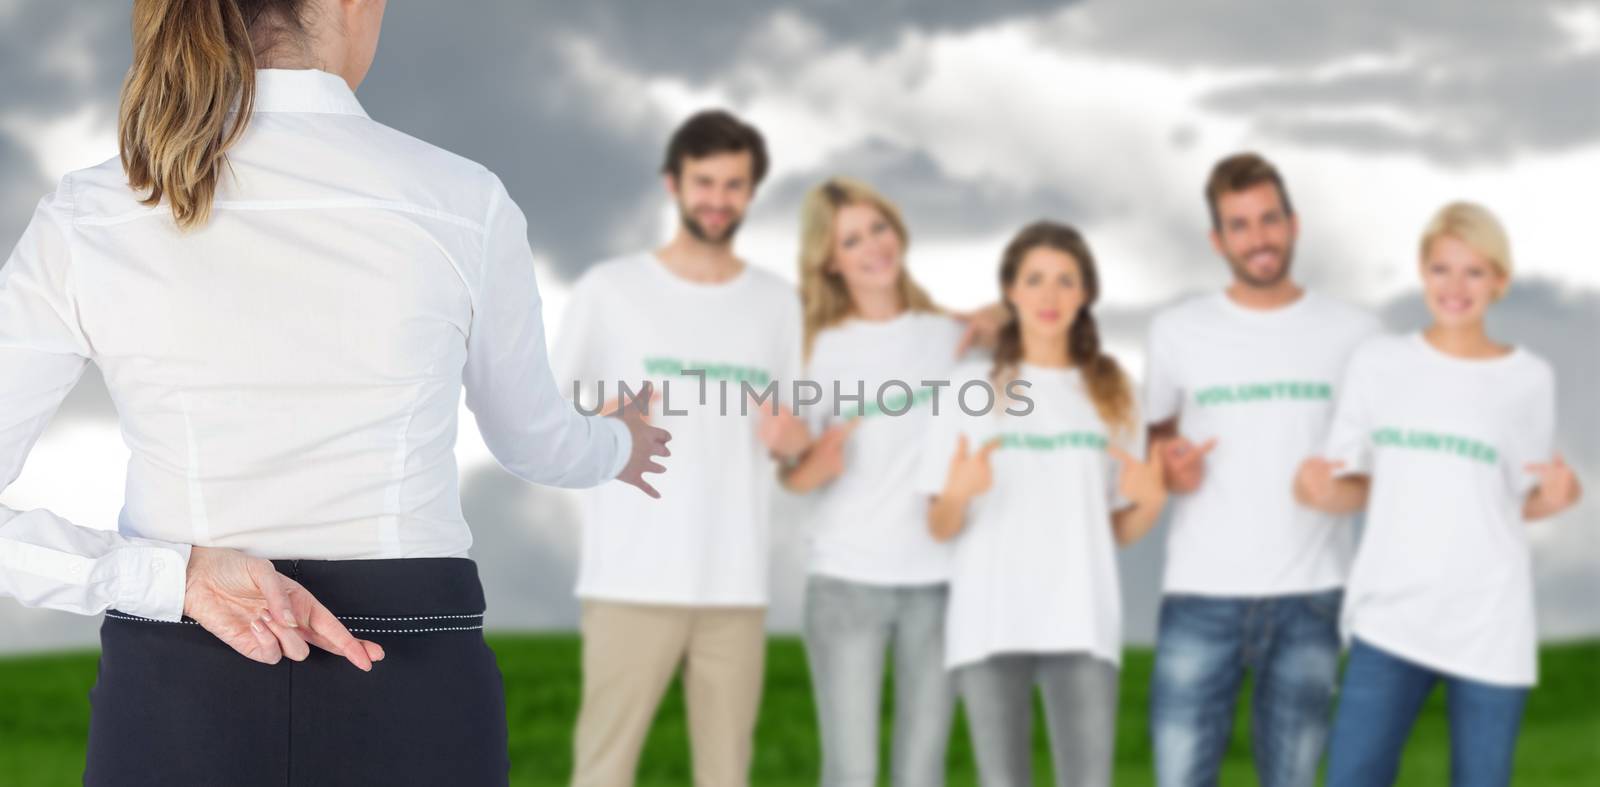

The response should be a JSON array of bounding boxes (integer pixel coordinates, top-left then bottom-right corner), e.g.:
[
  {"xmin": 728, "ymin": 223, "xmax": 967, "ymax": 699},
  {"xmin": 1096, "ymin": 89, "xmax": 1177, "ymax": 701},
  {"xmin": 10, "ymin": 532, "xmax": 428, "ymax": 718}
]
[
  {"xmin": 1300, "ymin": 476, "xmax": 1370, "ymax": 514},
  {"xmin": 927, "ymin": 494, "xmax": 970, "ymax": 542},
  {"xmin": 1112, "ymin": 499, "xmax": 1164, "ymax": 545}
]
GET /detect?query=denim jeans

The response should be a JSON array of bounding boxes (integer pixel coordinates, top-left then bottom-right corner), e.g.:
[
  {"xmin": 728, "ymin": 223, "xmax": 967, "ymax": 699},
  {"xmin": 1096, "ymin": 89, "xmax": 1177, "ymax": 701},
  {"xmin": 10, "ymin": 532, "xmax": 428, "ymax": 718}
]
[
  {"xmin": 1326, "ymin": 638, "xmax": 1528, "ymax": 787},
  {"xmin": 802, "ymin": 575, "xmax": 955, "ymax": 787},
  {"xmin": 1149, "ymin": 589, "xmax": 1342, "ymax": 787},
  {"xmin": 956, "ymin": 653, "xmax": 1119, "ymax": 787}
]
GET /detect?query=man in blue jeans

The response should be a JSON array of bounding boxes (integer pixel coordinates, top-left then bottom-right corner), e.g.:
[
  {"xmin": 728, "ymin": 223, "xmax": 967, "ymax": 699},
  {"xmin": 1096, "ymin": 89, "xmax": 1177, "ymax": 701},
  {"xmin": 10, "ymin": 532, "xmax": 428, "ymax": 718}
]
[{"xmin": 1143, "ymin": 153, "xmax": 1379, "ymax": 787}]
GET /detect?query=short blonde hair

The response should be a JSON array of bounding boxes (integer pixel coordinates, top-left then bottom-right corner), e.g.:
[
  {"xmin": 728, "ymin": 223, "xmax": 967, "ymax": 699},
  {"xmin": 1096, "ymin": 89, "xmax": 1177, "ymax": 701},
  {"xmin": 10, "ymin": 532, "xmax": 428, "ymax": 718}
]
[{"xmin": 1420, "ymin": 202, "xmax": 1514, "ymax": 285}]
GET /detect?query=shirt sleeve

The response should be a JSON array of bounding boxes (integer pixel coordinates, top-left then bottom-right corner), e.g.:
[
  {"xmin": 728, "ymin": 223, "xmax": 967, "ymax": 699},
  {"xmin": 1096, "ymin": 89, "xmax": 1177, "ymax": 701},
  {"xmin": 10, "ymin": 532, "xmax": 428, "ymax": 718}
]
[
  {"xmin": 0, "ymin": 187, "xmax": 189, "ymax": 621},
  {"xmin": 550, "ymin": 270, "xmax": 603, "ymax": 413},
  {"xmin": 1323, "ymin": 341, "xmax": 1377, "ymax": 476},
  {"xmin": 462, "ymin": 178, "xmax": 631, "ymax": 487},
  {"xmin": 1502, "ymin": 361, "xmax": 1556, "ymax": 498},
  {"xmin": 1143, "ymin": 315, "xmax": 1182, "ymax": 424}
]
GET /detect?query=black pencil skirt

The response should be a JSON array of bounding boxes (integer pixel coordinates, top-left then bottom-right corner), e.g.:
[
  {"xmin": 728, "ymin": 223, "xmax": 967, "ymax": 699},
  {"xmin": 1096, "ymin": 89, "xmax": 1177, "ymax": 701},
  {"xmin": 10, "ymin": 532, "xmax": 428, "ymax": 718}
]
[{"xmin": 83, "ymin": 558, "xmax": 509, "ymax": 787}]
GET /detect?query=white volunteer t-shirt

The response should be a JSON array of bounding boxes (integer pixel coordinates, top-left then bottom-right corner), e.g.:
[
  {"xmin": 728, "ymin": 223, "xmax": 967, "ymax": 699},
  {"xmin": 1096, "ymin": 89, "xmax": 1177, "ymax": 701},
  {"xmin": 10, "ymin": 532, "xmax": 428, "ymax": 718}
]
[
  {"xmin": 916, "ymin": 359, "xmax": 1141, "ymax": 670},
  {"xmin": 1324, "ymin": 332, "xmax": 1555, "ymax": 687},
  {"xmin": 553, "ymin": 252, "xmax": 802, "ymax": 606},
  {"xmin": 802, "ymin": 312, "xmax": 967, "ymax": 586},
  {"xmin": 1144, "ymin": 291, "xmax": 1379, "ymax": 596}
]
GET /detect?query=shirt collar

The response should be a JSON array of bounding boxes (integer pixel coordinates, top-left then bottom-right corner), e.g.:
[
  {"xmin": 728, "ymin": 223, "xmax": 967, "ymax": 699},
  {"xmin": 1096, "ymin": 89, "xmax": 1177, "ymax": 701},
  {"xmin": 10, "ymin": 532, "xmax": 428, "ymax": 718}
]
[{"xmin": 249, "ymin": 68, "xmax": 369, "ymax": 118}]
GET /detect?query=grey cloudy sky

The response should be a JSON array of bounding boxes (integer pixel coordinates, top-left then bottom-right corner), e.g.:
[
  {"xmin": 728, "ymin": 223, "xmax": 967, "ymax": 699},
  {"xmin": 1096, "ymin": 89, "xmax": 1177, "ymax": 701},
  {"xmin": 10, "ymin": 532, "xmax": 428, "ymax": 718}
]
[{"xmin": 2, "ymin": 1, "xmax": 1596, "ymax": 651}]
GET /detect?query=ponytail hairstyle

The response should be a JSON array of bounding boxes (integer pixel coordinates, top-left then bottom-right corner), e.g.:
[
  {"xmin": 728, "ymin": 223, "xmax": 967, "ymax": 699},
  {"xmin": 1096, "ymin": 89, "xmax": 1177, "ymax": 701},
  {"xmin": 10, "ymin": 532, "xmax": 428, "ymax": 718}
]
[
  {"xmin": 991, "ymin": 220, "xmax": 1135, "ymax": 435},
  {"xmin": 797, "ymin": 176, "xmax": 937, "ymax": 360},
  {"xmin": 119, "ymin": 0, "xmax": 309, "ymax": 230}
]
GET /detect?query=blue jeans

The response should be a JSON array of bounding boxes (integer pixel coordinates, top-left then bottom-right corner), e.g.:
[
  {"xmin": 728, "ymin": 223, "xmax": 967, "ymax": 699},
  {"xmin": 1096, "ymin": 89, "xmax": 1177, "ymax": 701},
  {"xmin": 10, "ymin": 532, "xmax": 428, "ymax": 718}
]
[
  {"xmin": 1150, "ymin": 590, "xmax": 1342, "ymax": 787},
  {"xmin": 802, "ymin": 575, "xmax": 955, "ymax": 787},
  {"xmin": 1326, "ymin": 638, "xmax": 1528, "ymax": 787}
]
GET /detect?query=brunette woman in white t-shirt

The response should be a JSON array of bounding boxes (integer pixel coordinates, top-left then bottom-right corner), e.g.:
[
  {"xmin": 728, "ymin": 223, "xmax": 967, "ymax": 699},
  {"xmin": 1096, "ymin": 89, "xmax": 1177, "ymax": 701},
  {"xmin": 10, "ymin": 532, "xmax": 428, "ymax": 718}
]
[
  {"xmin": 920, "ymin": 221, "xmax": 1168, "ymax": 787},
  {"xmin": 1297, "ymin": 202, "xmax": 1582, "ymax": 787}
]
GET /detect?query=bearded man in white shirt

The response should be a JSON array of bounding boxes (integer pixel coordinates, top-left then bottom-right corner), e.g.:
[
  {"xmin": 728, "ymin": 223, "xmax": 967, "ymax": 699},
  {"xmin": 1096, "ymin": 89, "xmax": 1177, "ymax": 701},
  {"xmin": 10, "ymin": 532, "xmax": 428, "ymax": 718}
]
[
  {"xmin": 1144, "ymin": 153, "xmax": 1380, "ymax": 787},
  {"xmin": 554, "ymin": 110, "xmax": 811, "ymax": 787}
]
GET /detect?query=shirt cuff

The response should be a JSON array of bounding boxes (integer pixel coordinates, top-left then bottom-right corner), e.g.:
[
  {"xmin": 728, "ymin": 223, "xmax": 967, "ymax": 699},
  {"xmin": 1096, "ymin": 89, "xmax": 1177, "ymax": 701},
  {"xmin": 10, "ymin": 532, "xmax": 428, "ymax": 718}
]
[
  {"xmin": 109, "ymin": 542, "xmax": 192, "ymax": 621},
  {"xmin": 602, "ymin": 415, "xmax": 633, "ymax": 481}
]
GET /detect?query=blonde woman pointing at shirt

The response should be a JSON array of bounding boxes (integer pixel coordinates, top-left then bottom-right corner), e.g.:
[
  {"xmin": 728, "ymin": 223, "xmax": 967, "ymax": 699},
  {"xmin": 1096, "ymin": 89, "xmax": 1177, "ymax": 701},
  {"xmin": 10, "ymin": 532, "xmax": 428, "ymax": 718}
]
[
  {"xmin": 1302, "ymin": 203, "xmax": 1581, "ymax": 787},
  {"xmin": 0, "ymin": 1, "xmax": 667, "ymax": 784},
  {"xmin": 782, "ymin": 177, "xmax": 974, "ymax": 787}
]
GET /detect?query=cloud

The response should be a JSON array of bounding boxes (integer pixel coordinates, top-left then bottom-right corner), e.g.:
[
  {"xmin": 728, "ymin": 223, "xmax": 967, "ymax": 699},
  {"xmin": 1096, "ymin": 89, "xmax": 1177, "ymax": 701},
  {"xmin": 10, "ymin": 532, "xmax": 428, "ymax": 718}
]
[
  {"xmin": 1036, "ymin": 0, "xmax": 1600, "ymax": 161},
  {"xmin": 0, "ymin": 132, "xmax": 47, "ymax": 246},
  {"xmin": 1201, "ymin": 52, "xmax": 1600, "ymax": 163},
  {"xmin": 758, "ymin": 137, "xmax": 1095, "ymax": 242},
  {"xmin": 346, "ymin": 1, "xmax": 1080, "ymax": 281}
]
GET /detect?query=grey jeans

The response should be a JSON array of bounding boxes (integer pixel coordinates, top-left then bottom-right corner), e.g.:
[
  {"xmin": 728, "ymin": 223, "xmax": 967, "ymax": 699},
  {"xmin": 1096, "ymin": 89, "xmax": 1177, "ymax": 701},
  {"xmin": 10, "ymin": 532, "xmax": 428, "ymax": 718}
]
[
  {"xmin": 802, "ymin": 574, "xmax": 956, "ymax": 787},
  {"xmin": 955, "ymin": 652, "xmax": 1119, "ymax": 787}
]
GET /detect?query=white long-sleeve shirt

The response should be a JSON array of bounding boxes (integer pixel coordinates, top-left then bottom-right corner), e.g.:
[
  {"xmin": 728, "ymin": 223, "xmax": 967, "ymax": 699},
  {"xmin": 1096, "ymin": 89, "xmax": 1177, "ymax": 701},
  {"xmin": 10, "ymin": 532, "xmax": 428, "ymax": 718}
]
[{"xmin": 0, "ymin": 68, "xmax": 630, "ymax": 623}]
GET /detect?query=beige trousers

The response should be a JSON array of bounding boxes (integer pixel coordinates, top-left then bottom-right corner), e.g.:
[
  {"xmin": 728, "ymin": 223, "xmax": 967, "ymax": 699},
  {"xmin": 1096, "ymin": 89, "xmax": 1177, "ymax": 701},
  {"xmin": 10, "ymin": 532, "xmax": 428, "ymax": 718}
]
[{"xmin": 570, "ymin": 600, "xmax": 767, "ymax": 787}]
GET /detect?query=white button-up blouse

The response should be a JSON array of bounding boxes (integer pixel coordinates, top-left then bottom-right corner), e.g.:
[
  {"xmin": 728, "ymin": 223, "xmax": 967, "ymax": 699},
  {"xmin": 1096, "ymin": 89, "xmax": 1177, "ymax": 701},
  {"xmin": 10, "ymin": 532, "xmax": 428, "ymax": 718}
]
[{"xmin": 0, "ymin": 69, "xmax": 630, "ymax": 623}]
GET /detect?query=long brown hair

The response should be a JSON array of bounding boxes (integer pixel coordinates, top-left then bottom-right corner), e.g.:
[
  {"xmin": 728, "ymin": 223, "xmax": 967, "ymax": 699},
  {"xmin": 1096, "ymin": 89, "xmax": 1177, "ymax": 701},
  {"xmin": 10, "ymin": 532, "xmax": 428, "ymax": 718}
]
[
  {"xmin": 797, "ymin": 177, "xmax": 937, "ymax": 360},
  {"xmin": 119, "ymin": 0, "xmax": 309, "ymax": 230},
  {"xmin": 991, "ymin": 221, "xmax": 1134, "ymax": 435}
]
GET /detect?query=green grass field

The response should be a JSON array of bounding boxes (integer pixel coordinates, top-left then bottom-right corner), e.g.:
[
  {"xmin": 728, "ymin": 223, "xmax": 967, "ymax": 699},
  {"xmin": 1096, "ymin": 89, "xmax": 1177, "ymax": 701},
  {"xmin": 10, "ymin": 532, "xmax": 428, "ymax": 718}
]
[{"xmin": 2, "ymin": 637, "xmax": 1595, "ymax": 785}]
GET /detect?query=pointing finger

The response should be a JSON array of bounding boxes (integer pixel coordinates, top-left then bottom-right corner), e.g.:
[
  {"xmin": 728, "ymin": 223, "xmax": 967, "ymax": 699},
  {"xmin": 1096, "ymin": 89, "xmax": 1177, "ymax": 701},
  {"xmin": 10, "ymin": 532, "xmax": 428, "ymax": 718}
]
[{"xmin": 976, "ymin": 437, "xmax": 1003, "ymax": 461}]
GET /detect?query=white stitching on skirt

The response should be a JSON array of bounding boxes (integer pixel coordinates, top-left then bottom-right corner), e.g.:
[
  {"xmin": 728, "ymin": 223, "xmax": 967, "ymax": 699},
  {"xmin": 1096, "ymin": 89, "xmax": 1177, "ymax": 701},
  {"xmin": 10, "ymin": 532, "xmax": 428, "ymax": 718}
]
[
  {"xmin": 340, "ymin": 614, "xmax": 484, "ymax": 621},
  {"xmin": 106, "ymin": 611, "xmax": 486, "ymax": 633},
  {"xmin": 347, "ymin": 625, "xmax": 486, "ymax": 634},
  {"xmin": 106, "ymin": 612, "xmax": 199, "ymax": 625}
]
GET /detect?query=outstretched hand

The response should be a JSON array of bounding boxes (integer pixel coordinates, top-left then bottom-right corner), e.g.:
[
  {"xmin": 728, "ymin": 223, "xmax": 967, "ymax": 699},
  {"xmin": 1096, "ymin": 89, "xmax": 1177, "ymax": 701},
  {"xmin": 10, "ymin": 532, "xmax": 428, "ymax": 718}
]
[{"xmin": 610, "ymin": 381, "xmax": 672, "ymax": 498}]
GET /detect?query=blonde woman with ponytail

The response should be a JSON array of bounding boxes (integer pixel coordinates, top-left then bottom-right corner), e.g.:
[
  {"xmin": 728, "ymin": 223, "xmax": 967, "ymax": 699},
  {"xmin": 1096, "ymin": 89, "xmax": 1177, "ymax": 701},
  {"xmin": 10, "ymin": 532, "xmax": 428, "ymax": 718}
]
[
  {"xmin": 915, "ymin": 221, "xmax": 1167, "ymax": 787},
  {"xmin": 0, "ymin": 1, "xmax": 666, "ymax": 783}
]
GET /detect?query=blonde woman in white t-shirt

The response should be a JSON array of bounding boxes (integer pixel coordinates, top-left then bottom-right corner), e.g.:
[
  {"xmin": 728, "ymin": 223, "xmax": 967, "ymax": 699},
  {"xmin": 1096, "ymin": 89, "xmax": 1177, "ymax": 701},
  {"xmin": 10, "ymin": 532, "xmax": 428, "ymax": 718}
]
[
  {"xmin": 1297, "ymin": 202, "xmax": 1582, "ymax": 787},
  {"xmin": 919, "ymin": 221, "xmax": 1168, "ymax": 787},
  {"xmin": 783, "ymin": 177, "xmax": 1002, "ymax": 787}
]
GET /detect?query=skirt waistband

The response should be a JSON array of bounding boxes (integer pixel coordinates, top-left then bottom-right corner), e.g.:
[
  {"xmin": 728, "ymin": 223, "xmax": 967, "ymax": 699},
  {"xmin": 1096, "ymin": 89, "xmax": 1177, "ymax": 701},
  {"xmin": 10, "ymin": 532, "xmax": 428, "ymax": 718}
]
[{"xmin": 109, "ymin": 556, "xmax": 486, "ymax": 635}]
